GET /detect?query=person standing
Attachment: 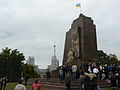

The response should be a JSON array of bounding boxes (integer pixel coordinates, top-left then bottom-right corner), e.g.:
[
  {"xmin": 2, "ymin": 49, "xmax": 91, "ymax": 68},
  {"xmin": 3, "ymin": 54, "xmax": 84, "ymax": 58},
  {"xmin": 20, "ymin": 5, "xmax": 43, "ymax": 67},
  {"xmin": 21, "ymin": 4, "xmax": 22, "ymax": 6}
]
[
  {"xmin": 14, "ymin": 79, "xmax": 26, "ymax": 90},
  {"xmin": 59, "ymin": 67, "xmax": 64, "ymax": 83},
  {"xmin": 62, "ymin": 65, "xmax": 66, "ymax": 80},
  {"xmin": 93, "ymin": 67, "xmax": 99, "ymax": 78},
  {"xmin": 110, "ymin": 74, "xmax": 117, "ymax": 90},
  {"xmin": 25, "ymin": 75, "xmax": 28, "ymax": 86},
  {"xmin": 65, "ymin": 71, "xmax": 71, "ymax": 90},
  {"xmin": 91, "ymin": 74, "xmax": 98, "ymax": 90},
  {"xmin": 117, "ymin": 72, "xmax": 120, "ymax": 88},
  {"xmin": 3, "ymin": 76, "xmax": 7, "ymax": 90},
  {"xmin": 72, "ymin": 65, "xmax": 77, "ymax": 79},
  {"xmin": 32, "ymin": 80, "xmax": 41, "ymax": 90},
  {"xmin": 0, "ymin": 78, "xmax": 3, "ymax": 90},
  {"xmin": 46, "ymin": 69, "xmax": 51, "ymax": 82},
  {"xmin": 84, "ymin": 73, "xmax": 91, "ymax": 90},
  {"xmin": 79, "ymin": 74, "xmax": 84, "ymax": 90}
]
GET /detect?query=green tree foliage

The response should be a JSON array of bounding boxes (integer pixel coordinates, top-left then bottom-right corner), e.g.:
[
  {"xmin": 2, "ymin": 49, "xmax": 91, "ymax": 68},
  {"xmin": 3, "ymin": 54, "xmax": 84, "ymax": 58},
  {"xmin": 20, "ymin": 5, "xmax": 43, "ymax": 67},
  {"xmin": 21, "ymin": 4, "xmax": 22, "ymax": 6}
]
[
  {"xmin": 0, "ymin": 47, "xmax": 25, "ymax": 82},
  {"xmin": 97, "ymin": 50, "xmax": 119, "ymax": 64},
  {"xmin": 22, "ymin": 64, "xmax": 40, "ymax": 78},
  {"xmin": 108, "ymin": 54, "xmax": 118, "ymax": 64}
]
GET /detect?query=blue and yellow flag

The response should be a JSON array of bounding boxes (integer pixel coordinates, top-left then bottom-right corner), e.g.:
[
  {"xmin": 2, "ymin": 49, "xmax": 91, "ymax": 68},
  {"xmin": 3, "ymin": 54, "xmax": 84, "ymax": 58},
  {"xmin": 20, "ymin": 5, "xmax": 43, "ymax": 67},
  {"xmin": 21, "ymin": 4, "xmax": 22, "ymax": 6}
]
[{"xmin": 76, "ymin": 3, "xmax": 81, "ymax": 7}]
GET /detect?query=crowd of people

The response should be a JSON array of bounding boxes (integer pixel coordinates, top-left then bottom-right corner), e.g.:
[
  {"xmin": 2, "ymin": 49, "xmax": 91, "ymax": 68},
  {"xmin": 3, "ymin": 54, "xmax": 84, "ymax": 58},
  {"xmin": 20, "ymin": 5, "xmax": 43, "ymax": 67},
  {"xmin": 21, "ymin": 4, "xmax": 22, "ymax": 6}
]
[
  {"xmin": 1, "ymin": 61, "xmax": 120, "ymax": 90},
  {"xmin": 59, "ymin": 61, "xmax": 120, "ymax": 90}
]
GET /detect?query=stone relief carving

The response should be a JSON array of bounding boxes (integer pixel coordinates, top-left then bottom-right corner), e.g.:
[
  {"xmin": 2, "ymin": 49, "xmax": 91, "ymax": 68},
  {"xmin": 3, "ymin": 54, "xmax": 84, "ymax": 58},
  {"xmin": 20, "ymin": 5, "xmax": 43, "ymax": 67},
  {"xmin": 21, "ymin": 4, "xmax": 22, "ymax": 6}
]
[
  {"xmin": 66, "ymin": 51, "xmax": 73, "ymax": 64},
  {"xmin": 66, "ymin": 29, "xmax": 79, "ymax": 64}
]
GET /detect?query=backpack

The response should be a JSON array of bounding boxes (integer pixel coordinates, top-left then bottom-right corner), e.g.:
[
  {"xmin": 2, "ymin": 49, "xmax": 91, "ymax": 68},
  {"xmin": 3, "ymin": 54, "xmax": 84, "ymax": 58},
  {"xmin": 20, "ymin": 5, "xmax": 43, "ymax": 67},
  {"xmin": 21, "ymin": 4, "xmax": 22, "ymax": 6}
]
[{"xmin": 33, "ymin": 85, "xmax": 38, "ymax": 90}]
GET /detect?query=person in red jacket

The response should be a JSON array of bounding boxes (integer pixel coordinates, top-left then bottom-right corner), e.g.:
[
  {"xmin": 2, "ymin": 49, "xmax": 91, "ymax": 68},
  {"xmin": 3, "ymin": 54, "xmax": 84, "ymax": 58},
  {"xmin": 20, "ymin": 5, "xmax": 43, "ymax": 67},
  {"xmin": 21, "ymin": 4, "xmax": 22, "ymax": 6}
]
[{"xmin": 32, "ymin": 79, "xmax": 41, "ymax": 90}]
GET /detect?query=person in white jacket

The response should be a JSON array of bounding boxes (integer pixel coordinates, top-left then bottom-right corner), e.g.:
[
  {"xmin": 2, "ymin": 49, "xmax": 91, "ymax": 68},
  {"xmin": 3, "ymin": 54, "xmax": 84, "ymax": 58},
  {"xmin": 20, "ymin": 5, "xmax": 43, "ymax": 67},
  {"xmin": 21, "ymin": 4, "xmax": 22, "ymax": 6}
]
[
  {"xmin": 72, "ymin": 65, "xmax": 77, "ymax": 79},
  {"xmin": 93, "ymin": 67, "xmax": 99, "ymax": 78},
  {"xmin": 14, "ymin": 79, "xmax": 27, "ymax": 90}
]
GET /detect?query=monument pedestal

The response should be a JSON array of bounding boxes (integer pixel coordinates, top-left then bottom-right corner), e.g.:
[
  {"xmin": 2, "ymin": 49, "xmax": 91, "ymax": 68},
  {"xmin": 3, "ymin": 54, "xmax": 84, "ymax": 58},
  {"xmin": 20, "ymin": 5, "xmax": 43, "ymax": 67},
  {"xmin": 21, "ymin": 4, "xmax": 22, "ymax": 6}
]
[{"xmin": 63, "ymin": 14, "xmax": 98, "ymax": 66}]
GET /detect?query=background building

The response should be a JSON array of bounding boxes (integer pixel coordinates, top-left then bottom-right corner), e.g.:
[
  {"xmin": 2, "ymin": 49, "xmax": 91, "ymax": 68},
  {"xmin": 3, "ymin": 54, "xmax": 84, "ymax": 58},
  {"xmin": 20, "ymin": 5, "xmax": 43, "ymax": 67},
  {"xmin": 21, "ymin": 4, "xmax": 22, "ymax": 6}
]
[
  {"xmin": 33, "ymin": 65, "xmax": 39, "ymax": 74},
  {"xmin": 48, "ymin": 44, "xmax": 59, "ymax": 71},
  {"xmin": 27, "ymin": 56, "xmax": 39, "ymax": 74},
  {"xmin": 27, "ymin": 56, "xmax": 35, "ymax": 65}
]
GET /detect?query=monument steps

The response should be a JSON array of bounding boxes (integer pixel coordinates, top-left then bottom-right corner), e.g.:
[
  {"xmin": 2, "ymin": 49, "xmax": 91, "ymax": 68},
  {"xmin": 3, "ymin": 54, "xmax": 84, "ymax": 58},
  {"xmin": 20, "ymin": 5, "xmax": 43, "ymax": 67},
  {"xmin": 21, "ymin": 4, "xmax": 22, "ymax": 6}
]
[{"xmin": 26, "ymin": 78, "xmax": 110, "ymax": 90}]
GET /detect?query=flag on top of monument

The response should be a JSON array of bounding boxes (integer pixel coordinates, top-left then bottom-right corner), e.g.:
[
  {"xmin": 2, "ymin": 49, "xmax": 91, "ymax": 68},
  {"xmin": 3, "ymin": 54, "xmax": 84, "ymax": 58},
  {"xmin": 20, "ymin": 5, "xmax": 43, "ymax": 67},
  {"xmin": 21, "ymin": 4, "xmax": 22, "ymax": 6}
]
[{"xmin": 76, "ymin": 3, "xmax": 81, "ymax": 7}]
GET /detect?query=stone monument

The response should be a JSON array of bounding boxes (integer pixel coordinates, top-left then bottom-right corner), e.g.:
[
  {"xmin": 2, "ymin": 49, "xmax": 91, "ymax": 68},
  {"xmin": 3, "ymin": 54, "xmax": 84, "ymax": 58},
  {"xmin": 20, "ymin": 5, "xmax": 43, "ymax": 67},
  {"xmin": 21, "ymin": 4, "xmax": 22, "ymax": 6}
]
[{"xmin": 63, "ymin": 14, "xmax": 98, "ymax": 66}]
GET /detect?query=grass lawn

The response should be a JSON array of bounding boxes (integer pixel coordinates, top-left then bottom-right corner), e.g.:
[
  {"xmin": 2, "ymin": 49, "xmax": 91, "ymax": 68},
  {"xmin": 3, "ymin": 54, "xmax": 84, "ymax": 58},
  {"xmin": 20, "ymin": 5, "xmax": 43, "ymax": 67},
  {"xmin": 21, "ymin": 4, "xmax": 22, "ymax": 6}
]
[
  {"xmin": 5, "ymin": 83, "xmax": 46, "ymax": 90},
  {"xmin": 5, "ymin": 82, "xmax": 115, "ymax": 90},
  {"xmin": 5, "ymin": 82, "xmax": 31, "ymax": 90}
]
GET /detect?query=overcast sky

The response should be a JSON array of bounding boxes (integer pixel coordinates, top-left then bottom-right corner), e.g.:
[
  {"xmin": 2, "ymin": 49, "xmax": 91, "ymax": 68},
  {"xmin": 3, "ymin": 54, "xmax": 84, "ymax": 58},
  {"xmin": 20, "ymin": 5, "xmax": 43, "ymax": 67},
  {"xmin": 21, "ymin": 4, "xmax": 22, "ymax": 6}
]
[{"xmin": 0, "ymin": 0, "xmax": 120, "ymax": 69}]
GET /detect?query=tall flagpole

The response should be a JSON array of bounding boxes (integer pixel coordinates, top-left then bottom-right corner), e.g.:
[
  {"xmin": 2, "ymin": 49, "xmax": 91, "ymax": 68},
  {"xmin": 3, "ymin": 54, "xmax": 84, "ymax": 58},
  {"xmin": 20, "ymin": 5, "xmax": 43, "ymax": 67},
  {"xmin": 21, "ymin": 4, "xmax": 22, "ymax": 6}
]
[{"xmin": 54, "ymin": 41, "xmax": 56, "ymax": 56}]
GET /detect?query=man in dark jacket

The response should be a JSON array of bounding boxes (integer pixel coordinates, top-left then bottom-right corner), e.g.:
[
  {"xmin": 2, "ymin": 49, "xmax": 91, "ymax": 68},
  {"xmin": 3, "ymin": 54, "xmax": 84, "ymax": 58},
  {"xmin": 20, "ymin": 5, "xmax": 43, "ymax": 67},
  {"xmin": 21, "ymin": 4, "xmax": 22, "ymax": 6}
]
[
  {"xmin": 110, "ymin": 74, "xmax": 117, "ymax": 90},
  {"xmin": 46, "ymin": 69, "xmax": 51, "ymax": 82},
  {"xmin": 84, "ymin": 73, "xmax": 91, "ymax": 90},
  {"xmin": 65, "ymin": 71, "xmax": 71, "ymax": 90}
]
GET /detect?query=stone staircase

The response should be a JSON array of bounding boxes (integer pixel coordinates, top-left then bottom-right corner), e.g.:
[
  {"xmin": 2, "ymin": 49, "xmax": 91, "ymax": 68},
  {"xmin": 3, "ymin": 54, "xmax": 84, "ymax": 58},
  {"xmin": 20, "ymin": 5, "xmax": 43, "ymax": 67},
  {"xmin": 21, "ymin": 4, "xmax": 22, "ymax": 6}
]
[{"xmin": 27, "ymin": 78, "xmax": 111, "ymax": 90}]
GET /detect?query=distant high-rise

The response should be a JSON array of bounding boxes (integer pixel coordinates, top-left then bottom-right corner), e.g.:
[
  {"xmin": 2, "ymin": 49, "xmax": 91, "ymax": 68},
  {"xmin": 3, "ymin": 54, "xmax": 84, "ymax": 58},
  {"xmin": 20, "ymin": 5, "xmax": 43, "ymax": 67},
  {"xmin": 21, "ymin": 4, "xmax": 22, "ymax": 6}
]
[
  {"xmin": 27, "ymin": 56, "xmax": 39, "ymax": 74},
  {"xmin": 48, "ymin": 44, "xmax": 59, "ymax": 71},
  {"xmin": 27, "ymin": 56, "xmax": 35, "ymax": 65}
]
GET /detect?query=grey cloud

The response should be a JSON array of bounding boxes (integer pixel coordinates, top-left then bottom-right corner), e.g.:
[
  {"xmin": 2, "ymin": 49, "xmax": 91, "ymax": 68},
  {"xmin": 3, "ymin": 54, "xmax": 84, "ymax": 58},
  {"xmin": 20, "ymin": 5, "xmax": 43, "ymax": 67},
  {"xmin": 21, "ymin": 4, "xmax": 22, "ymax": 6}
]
[{"xmin": 0, "ymin": 0, "xmax": 120, "ymax": 69}]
